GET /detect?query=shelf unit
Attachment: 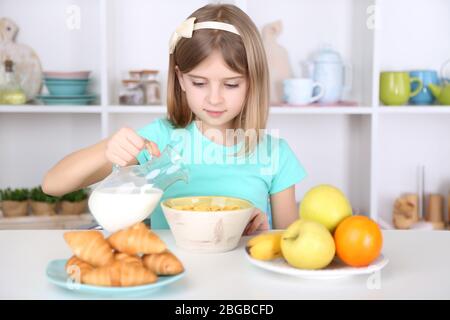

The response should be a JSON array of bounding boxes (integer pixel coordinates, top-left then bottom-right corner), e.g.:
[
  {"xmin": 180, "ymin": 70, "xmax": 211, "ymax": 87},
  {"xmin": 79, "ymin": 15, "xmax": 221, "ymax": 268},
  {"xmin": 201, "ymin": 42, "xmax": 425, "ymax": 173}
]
[{"xmin": 1, "ymin": 0, "xmax": 449, "ymax": 228}]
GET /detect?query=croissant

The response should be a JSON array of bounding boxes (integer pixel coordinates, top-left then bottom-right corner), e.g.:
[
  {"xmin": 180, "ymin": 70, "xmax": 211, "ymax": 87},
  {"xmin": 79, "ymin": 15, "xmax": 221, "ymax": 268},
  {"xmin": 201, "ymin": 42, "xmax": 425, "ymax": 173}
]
[
  {"xmin": 64, "ymin": 230, "xmax": 114, "ymax": 267},
  {"xmin": 82, "ymin": 261, "xmax": 158, "ymax": 287},
  {"xmin": 142, "ymin": 250, "xmax": 184, "ymax": 275},
  {"xmin": 108, "ymin": 222, "xmax": 166, "ymax": 255},
  {"xmin": 65, "ymin": 256, "xmax": 94, "ymax": 280},
  {"xmin": 114, "ymin": 252, "xmax": 143, "ymax": 268}
]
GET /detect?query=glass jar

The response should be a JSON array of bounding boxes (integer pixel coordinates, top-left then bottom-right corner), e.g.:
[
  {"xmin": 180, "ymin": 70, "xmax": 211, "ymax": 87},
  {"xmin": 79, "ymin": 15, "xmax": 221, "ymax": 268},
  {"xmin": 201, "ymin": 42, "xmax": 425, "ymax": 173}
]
[
  {"xmin": 0, "ymin": 62, "xmax": 5, "ymax": 104},
  {"xmin": 140, "ymin": 70, "xmax": 161, "ymax": 105},
  {"xmin": 119, "ymin": 80, "xmax": 144, "ymax": 105},
  {"xmin": 129, "ymin": 70, "xmax": 142, "ymax": 81},
  {"xmin": 1, "ymin": 60, "xmax": 27, "ymax": 105}
]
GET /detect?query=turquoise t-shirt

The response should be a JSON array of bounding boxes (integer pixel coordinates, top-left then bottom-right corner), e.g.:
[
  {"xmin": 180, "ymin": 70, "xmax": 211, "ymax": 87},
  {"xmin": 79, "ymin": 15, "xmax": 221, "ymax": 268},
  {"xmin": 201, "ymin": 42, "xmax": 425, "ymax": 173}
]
[{"xmin": 136, "ymin": 118, "xmax": 307, "ymax": 229}]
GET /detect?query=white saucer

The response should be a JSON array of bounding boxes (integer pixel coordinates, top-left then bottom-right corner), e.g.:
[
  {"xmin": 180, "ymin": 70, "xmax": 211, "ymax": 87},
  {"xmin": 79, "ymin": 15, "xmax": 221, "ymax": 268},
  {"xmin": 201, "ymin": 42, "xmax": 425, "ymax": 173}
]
[{"xmin": 245, "ymin": 250, "xmax": 389, "ymax": 280}]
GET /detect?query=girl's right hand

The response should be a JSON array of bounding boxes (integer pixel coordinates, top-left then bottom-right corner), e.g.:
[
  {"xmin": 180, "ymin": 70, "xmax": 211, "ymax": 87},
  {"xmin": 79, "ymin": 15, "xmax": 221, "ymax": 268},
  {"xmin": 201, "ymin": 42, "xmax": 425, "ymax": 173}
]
[{"xmin": 105, "ymin": 127, "xmax": 160, "ymax": 167}]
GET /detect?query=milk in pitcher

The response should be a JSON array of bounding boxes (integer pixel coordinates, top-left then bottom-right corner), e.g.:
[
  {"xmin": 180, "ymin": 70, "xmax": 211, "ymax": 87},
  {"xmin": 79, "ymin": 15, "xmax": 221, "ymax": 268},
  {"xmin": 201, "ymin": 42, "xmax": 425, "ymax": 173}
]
[{"xmin": 88, "ymin": 186, "xmax": 163, "ymax": 232}]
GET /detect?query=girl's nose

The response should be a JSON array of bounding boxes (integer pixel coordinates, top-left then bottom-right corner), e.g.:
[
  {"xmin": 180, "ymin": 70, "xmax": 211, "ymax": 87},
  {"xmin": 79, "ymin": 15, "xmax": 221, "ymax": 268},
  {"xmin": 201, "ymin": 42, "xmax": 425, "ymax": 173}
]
[{"xmin": 207, "ymin": 85, "xmax": 224, "ymax": 105}]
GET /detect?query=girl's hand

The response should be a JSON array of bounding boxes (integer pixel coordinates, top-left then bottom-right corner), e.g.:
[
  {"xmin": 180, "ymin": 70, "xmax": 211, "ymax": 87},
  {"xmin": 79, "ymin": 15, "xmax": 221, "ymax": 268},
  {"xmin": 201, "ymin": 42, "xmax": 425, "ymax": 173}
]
[
  {"xmin": 105, "ymin": 127, "xmax": 160, "ymax": 167},
  {"xmin": 243, "ymin": 208, "xmax": 270, "ymax": 236}
]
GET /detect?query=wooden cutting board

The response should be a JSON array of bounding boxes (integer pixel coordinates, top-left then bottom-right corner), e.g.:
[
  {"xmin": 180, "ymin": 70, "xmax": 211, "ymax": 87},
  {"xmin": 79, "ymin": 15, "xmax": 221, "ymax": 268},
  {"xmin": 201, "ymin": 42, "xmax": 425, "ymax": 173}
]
[{"xmin": 0, "ymin": 17, "xmax": 42, "ymax": 101}]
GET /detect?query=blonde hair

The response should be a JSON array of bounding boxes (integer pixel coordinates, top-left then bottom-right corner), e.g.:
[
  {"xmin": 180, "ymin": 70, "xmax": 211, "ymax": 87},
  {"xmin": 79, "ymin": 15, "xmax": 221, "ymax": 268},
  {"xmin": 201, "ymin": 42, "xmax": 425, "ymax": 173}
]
[{"xmin": 167, "ymin": 4, "xmax": 270, "ymax": 156}]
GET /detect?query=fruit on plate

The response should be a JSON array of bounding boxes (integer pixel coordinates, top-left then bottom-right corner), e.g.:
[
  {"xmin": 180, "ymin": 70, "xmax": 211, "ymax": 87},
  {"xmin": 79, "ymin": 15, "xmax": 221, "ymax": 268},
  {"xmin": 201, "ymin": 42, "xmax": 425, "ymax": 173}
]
[
  {"xmin": 281, "ymin": 219, "xmax": 335, "ymax": 270},
  {"xmin": 334, "ymin": 216, "xmax": 383, "ymax": 267},
  {"xmin": 299, "ymin": 184, "xmax": 352, "ymax": 232},
  {"xmin": 247, "ymin": 231, "xmax": 283, "ymax": 261}
]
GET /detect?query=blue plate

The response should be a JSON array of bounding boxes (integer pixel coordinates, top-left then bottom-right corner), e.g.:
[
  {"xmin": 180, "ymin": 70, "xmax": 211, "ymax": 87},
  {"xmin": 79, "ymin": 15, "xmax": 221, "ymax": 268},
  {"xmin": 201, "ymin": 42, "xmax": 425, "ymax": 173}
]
[
  {"xmin": 46, "ymin": 259, "xmax": 185, "ymax": 297},
  {"xmin": 36, "ymin": 94, "xmax": 97, "ymax": 105},
  {"xmin": 37, "ymin": 94, "xmax": 96, "ymax": 99}
]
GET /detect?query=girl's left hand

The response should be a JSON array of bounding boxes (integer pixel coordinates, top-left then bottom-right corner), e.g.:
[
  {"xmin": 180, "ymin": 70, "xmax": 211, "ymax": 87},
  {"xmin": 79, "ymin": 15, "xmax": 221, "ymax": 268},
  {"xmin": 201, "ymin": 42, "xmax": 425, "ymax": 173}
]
[{"xmin": 243, "ymin": 208, "xmax": 270, "ymax": 236}]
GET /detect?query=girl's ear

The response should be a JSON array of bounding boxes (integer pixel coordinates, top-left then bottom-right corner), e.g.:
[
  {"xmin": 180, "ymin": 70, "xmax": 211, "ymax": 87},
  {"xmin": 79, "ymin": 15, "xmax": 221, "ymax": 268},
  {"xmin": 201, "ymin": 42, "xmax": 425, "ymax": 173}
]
[{"xmin": 175, "ymin": 66, "xmax": 186, "ymax": 92}]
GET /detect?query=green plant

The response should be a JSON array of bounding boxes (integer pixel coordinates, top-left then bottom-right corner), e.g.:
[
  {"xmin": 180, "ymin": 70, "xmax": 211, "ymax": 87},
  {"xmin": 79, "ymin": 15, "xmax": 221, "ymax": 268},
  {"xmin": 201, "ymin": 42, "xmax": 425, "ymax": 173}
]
[
  {"xmin": 61, "ymin": 189, "xmax": 89, "ymax": 202},
  {"xmin": 30, "ymin": 186, "xmax": 59, "ymax": 203},
  {"xmin": 0, "ymin": 188, "xmax": 29, "ymax": 201}
]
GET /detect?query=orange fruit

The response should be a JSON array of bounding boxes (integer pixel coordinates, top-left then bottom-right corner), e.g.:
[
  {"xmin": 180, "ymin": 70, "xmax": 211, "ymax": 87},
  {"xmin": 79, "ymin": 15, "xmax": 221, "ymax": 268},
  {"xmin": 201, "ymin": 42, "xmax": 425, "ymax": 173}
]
[{"xmin": 334, "ymin": 216, "xmax": 383, "ymax": 267}]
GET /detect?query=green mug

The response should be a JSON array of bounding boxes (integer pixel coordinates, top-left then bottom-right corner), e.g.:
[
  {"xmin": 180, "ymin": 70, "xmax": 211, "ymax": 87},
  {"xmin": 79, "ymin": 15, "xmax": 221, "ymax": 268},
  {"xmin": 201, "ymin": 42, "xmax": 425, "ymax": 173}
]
[{"xmin": 380, "ymin": 72, "xmax": 423, "ymax": 106}]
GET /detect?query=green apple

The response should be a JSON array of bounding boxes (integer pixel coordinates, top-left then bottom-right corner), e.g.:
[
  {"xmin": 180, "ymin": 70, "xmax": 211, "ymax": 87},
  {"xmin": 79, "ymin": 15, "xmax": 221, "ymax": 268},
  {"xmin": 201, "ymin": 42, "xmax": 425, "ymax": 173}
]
[
  {"xmin": 281, "ymin": 219, "xmax": 335, "ymax": 270},
  {"xmin": 299, "ymin": 184, "xmax": 352, "ymax": 232}
]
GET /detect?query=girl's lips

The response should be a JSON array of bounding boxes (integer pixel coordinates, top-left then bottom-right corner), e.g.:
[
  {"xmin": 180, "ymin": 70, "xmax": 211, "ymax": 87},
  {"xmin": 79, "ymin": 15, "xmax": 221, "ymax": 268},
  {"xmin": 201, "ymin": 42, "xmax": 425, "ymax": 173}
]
[{"xmin": 204, "ymin": 109, "xmax": 226, "ymax": 118}]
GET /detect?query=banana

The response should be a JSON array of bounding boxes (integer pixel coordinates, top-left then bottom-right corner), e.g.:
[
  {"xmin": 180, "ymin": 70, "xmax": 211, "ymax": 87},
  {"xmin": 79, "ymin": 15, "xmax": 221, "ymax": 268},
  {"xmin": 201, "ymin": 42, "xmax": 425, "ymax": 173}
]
[{"xmin": 246, "ymin": 231, "xmax": 283, "ymax": 261}]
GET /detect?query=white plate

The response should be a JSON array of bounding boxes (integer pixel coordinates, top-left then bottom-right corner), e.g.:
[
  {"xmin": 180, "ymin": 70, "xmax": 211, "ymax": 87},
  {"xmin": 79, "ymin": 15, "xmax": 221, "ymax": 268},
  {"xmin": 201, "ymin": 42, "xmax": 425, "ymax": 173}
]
[{"xmin": 245, "ymin": 250, "xmax": 389, "ymax": 280}]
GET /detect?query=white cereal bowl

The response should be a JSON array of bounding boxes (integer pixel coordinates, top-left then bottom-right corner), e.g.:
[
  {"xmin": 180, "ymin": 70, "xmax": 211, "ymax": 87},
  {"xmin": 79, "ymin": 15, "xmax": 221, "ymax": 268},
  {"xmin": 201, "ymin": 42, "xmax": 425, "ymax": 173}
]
[{"xmin": 161, "ymin": 196, "xmax": 254, "ymax": 253}]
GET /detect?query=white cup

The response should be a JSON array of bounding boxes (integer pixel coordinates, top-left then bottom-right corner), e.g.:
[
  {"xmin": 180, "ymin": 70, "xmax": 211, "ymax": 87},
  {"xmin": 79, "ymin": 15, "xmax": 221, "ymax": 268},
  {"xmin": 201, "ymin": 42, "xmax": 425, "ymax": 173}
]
[{"xmin": 283, "ymin": 78, "xmax": 325, "ymax": 105}]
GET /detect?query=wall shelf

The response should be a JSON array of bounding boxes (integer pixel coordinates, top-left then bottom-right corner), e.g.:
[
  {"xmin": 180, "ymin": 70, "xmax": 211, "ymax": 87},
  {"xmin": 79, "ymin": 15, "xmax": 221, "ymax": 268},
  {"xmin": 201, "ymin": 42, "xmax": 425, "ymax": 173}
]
[
  {"xmin": 0, "ymin": 105, "xmax": 103, "ymax": 113},
  {"xmin": 378, "ymin": 107, "xmax": 450, "ymax": 114},
  {"xmin": 2, "ymin": 105, "xmax": 450, "ymax": 115},
  {"xmin": 0, "ymin": 105, "xmax": 374, "ymax": 115}
]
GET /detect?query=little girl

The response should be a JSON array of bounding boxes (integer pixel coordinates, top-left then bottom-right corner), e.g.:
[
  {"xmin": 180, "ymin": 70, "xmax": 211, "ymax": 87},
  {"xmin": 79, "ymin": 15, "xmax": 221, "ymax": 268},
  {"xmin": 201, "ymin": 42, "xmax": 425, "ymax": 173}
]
[{"xmin": 43, "ymin": 4, "xmax": 306, "ymax": 234}]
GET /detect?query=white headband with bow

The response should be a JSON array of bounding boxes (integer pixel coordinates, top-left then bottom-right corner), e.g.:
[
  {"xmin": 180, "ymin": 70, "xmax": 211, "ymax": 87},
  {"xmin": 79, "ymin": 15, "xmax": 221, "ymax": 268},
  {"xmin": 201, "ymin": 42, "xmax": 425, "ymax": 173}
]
[{"xmin": 169, "ymin": 17, "xmax": 241, "ymax": 54}]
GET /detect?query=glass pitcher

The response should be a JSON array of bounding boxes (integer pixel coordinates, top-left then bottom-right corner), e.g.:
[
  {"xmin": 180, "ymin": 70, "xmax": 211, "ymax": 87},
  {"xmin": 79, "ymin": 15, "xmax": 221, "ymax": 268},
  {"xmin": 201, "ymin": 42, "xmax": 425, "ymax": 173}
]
[{"xmin": 88, "ymin": 145, "xmax": 189, "ymax": 232}]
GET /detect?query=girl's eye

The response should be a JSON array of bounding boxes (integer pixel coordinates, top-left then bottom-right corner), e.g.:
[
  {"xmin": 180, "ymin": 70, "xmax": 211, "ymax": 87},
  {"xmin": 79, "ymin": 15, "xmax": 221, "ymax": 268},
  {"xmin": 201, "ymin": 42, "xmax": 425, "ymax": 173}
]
[
  {"xmin": 192, "ymin": 82, "xmax": 206, "ymax": 87},
  {"xmin": 225, "ymin": 84, "xmax": 239, "ymax": 89}
]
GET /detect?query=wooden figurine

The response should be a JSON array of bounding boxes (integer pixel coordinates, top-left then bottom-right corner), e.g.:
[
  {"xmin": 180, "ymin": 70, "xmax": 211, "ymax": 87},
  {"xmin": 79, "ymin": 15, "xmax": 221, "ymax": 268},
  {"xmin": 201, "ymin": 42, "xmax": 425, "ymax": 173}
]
[
  {"xmin": 426, "ymin": 194, "xmax": 444, "ymax": 222},
  {"xmin": 448, "ymin": 192, "xmax": 450, "ymax": 230},
  {"xmin": 261, "ymin": 20, "xmax": 292, "ymax": 105},
  {"xmin": 392, "ymin": 194, "xmax": 419, "ymax": 229},
  {"xmin": 425, "ymin": 194, "xmax": 445, "ymax": 230},
  {"xmin": 0, "ymin": 17, "xmax": 42, "ymax": 101}
]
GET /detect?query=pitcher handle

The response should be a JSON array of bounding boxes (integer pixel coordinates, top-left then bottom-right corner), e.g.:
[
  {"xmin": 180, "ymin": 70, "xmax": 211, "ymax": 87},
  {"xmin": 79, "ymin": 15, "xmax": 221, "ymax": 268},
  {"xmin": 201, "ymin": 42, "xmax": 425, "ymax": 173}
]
[
  {"xmin": 441, "ymin": 59, "xmax": 450, "ymax": 84},
  {"xmin": 409, "ymin": 77, "xmax": 423, "ymax": 97},
  {"xmin": 310, "ymin": 82, "xmax": 325, "ymax": 103}
]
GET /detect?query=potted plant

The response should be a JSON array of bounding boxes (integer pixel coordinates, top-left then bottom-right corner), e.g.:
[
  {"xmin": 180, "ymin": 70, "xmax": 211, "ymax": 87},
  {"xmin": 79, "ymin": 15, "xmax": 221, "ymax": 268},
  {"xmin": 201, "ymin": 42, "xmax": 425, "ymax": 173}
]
[
  {"xmin": 29, "ymin": 186, "xmax": 58, "ymax": 216},
  {"xmin": 59, "ymin": 189, "xmax": 89, "ymax": 216},
  {"xmin": 0, "ymin": 188, "xmax": 29, "ymax": 217}
]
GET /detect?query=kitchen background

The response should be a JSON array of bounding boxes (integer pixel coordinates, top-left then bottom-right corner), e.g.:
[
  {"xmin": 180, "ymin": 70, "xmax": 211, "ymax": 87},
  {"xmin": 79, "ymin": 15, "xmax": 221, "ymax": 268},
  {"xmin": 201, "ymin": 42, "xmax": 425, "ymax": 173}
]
[{"xmin": 0, "ymin": 0, "xmax": 449, "ymax": 230}]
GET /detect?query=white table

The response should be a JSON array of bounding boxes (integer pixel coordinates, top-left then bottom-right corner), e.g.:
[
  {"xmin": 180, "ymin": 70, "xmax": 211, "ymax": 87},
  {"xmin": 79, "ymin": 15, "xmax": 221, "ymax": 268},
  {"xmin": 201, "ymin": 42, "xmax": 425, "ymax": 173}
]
[{"xmin": 1, "ymin": 229, "xmax": 449, "ymax": 299}]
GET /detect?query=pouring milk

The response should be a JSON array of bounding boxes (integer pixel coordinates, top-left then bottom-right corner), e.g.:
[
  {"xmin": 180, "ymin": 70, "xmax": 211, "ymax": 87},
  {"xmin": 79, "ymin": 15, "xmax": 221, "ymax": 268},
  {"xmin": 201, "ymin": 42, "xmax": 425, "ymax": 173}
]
[
  {"xmin": 88, "ymin": 145, "xmax": 189, "ymax": 232},
  {"xmin": 88, "ymin": 185, "xmax": 163, "ymax": 232}
]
